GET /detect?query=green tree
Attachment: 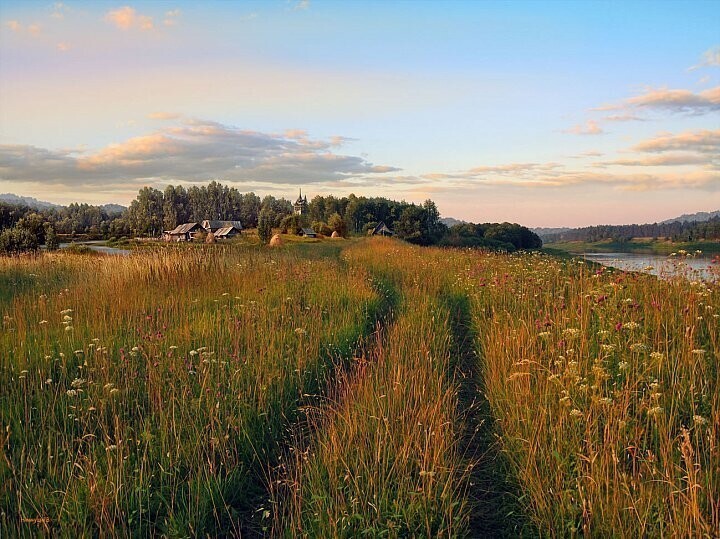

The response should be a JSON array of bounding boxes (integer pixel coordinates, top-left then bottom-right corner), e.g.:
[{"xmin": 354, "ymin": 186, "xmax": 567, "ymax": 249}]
[
  {"xmin": 328, "ymin": 213, "xmax": 347, "ymax": 237},
  {"xmin": 44, "ymin": 222, "xmax": 59, "ymax": 251},
  {"xmin": 257, "ymin": 208, "xmax": 273, "ymax": 244},
  {"xmin": 0, "ymin": 227, "xmax": 39, "ymax": 254}
]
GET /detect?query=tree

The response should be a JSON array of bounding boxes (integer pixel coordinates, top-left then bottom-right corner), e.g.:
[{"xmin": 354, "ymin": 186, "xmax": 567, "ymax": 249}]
[
  {"xmin": 328, "ymin": 213, "xmax": 347, "ymax": 237},
  {"xmin": 257, "ymin": 208, "xmax": 273, "ymax": 244},
  {"xmin": 44, "ymin": 223, "xmax": 59, "ymax": 251},
  {"xmin": 0, "ymin": 227, "xmax": 39, "ymax": 254}
]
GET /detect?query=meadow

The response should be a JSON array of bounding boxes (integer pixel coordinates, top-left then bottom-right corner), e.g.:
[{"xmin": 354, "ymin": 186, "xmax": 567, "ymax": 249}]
[{"xmin": 1, "ymin": 238, "xmax": 718, "ymax": 537}]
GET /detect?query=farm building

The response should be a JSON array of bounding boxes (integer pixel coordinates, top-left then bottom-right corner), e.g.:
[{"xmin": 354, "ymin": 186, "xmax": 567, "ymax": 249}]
[
  {"xmin": 201, "ymin": 220, "xmax": 243, "ymax": 233},
  {"xmin": 163, "ymin": 220, "xmax": 243, "ymax": 242},
  {"xmin": 163, "ymin": 222, "xmax": 203, "ymax": 242},
  {"xmin": 213, "ymin": 225, "xmax": 241, "ymax": 239},
  {"xmin": 368, "ymin": 221, "xmax": 394, "ymax": 237},
  {"xmin": 300, "ymin": 227, "xmax": 317, "ymax": 238}
]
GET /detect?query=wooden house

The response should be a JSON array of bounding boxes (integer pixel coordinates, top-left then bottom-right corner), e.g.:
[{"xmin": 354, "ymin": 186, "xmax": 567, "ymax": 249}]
[
  {"xmin": 163, "ymin": 222, "xmax": 203, "ymax": 242},
  {"xmin": 368, "ymin": 221, "xmax": 394, "ymax": 237},
  {"xmin": 300, "ymin": 227, "xmax": 317, "ymax": 238},
  {"xmin": 201, "ymin": 220, "xmax": 243, "ymax": 233},
  {"xmin": 213, "ymin": 225, "xmax": 241, "ymax": 240}
]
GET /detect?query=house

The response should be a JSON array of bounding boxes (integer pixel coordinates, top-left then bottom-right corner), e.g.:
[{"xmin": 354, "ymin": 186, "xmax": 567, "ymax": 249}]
[
  {"xmin": 163, "ymin": 222, "xmax": 203, "ymax": 242},
  {"xmin": 300, "ymin": 227, "xmax": 317, "ymax": 238},
  {"xmin": 201, "ymin": 220, "xmax": 243, "ymax": 233},
  {"xmin": 293, "ymin": 189, "xmax": 308, "ymax": 216},
  {"xmin": 368, "ymin": 221, "xmax": 394, "ymax": 237},
  {"xmin": 213, "ymin": 225, "xmax": 241, "ymax": 240}
]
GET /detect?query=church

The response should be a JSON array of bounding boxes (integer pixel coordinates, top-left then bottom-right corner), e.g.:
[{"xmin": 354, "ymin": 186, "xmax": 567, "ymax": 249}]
[{"xmin": 293, "ymin": 189, "xmax": 308, "ymax": 216}]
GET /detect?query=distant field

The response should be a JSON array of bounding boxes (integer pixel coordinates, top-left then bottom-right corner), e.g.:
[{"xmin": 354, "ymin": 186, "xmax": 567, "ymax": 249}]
[
  {"xmin": 1, "ymin": 239, "xmax": 718, "ymax": 536},
  {"xmin": 547, "ymin": 238, "xmax": 720, "ymax": 255}
]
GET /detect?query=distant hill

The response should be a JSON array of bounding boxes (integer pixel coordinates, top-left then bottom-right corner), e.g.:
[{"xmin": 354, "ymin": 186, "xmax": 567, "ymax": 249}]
[
  {"xmin": 0, "ymin": 193, "xmax": 62, "ymax": 209},
  {"xmin": 534, "ymin": 227, "xmax": 571, "ymax": 237},
  {"xmin": 440, "ymin": 217, "xmax": 466, "ymax": 227},
  {"xmin": 660, "ymin": 210, "xmax": 720, "ymax": 224},
  {"xmin": 102, "ymin": 204, "xmax": 126, "ymax": 215},
  {"xmin": 0, "ymin": 193, "xmax": 126, "ymax": 214}
]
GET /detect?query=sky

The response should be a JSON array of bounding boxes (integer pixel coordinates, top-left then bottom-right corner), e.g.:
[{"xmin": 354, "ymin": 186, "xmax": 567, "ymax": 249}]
[{"xmin": 0, "ymin": 0, "xmax": 718, "ymax": 227}]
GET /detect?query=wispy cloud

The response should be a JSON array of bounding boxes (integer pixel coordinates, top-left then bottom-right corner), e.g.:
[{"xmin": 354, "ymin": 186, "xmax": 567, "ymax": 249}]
[
  {"xmin": 105, "ymin": 6, "xmax": 154, "ymax": 31},
  {"xmin": 689, "ymin": 46, "xmax": 720, "ymax": 71},
  {"xmin": 595, "ymin": 86, "xmax": 720, "ymax": 115},
  {"xmin": 51, "ymin": 2, "xmax": 71, "ymax": 20},
  {"xmin": 563, "ymin": 120, "xmax": 604, "ymax": 135},
  {"xmin": 163, "ymin": 9, "xmax": 181, "ymax": 27},
  {"xmin": 293, "ymin": 0, "xmax": 311, "ymax": 11},
  {"xmin": 631, "ymin": 129, "xmax": 720, "ymax": 153},
  {"xmin": 0, "ymin": 119, "xmax": 399, "ymax": 188}
]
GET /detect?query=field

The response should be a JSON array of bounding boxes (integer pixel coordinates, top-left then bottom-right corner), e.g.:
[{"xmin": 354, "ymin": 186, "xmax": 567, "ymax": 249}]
[{"xmin": 1, "ymin": 238, "xmax": 718, "ymax": 537}]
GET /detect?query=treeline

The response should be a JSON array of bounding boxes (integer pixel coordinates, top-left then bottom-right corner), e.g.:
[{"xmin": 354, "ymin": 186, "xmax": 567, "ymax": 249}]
[
  {"xmin": 543, "ymin": 217, "xmax": 720, "ymax": 243},
  {"xmin": 0, "ymin": 181, "xmax": 542, "ymax": 253}
]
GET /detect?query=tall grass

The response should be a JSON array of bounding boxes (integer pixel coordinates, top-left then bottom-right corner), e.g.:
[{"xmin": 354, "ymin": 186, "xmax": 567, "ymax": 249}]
[
  {"xmin": 0, "ymin": 246, "xmax": 379, "ymax": 535},
  {"xmin": 276, "ymin": 239, "xmax": 469, "ymax": 537},
  {"xmin": 464, "ymin": 252, "xmax": 719, "ymax": 536}
]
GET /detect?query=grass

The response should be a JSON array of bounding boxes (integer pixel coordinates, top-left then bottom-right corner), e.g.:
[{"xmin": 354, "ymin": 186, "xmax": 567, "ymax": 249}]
[{"xmin": 1, "ymin": 239, "xmax": 718, "ymax": 537}]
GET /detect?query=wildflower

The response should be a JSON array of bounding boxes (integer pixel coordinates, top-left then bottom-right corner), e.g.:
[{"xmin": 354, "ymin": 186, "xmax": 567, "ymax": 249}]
[
  {"xmin": 600, "ymin": 344, "xmax": 616, "ymax": 353},
  {"xmin": 189, "ymin": 350, "xmax": 198, "ymax": 356},
  {"xmin": 39, "ymin": 320, "xmax": 48, "ymax": 325},
  {"xmin": 71, "ymin": 378, "xmax": 86, "ymax": 388},
  {"xmin": 294, "ymin": 328, "xmax": 307, "ymax": 336},
  {"xmin": 693, "ymin": 415, "xmax": 708, "ymax": 426},
  {"xmin": 570, "ymin": 409, "xmax": 583, "ymax": 418},
  {"xmin": 63, "ymin": 315, "xmax": 72, "ymax": 322},
  {"xmin": 64, "ymin": 326, "xmax": 73, "ymax": 332},
  {"xmin": 563, "ymin": 328, "xmax": 580, "ymax": 338},
  {"xmin": 60, "ymin": 309, "xmax": 73, "ymax": 315},
  {"xmin": 648, "ymin": 406, "xmax": 662, "ymax": 417},
  {"xmin": 74, "ymin": 349, "xmax": 83, "ymax": 355},
  {"xmin": 109, "ymin": 388, "xmax": 120, "ymax": 396},
  {"xmin": 597, "ymin": 330, "xmax": 610, "ymax": 339},
  {"xmin": 630, "ymin": 343, "xmax": 648, "ymax": 353},
  {"xmin": 537, "ymin": 331, "xmax": 551, "ymax": 339},
  {"xmin": 624, "ymin": 321, "xmax": 640, "ymax": 330},
  {"xmin": 66, "ymin": 389, "xmax": 77, "ymax": 397},
  {"xmin": 691, "ymin": 349, "xmax": 706, "ymax": 357},
  {"xmin": 559, "ymin": 396, "xmax": 571, "ymax": 407},
  {"xmin": 618, "ymin": 361, "xmax": 629, "ymax": 371},
  {"xmin": 649, "ymin": 352, "xmax": 664, "ymax": 362},
  {"xmin": 45, "ymin": 379, "xmax": 52, "ymax": 384},
  {"xmin": 105, "ymin": 445, "xmax": 118, "ymax": 452}
]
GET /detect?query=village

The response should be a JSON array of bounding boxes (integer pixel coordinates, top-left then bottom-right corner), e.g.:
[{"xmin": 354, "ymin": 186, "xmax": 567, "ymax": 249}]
[{"xmin": 162, "ymin": 190, "xmax": 394, "ymax": 243}]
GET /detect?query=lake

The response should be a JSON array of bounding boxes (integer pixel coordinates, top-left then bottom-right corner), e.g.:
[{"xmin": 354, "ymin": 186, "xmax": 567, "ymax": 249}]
[{"xmin": 580, "ymin": 252, "xmax": 718, "ymax": 280}]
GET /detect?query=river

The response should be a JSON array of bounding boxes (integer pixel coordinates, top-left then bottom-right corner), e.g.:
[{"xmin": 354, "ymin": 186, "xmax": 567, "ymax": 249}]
[
  {"xmin": 580, "ymin": 252, "xmax": 718, "ymax": 280},
  {"xmin": 58, "ymin": 241, "xmax": 131, "ymax": 256}
]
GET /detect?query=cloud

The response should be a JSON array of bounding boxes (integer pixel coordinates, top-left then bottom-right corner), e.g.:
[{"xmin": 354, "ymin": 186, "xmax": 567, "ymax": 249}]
[
  {"xmin": 293, "ymin": 0, "xmax": 311, "ymax": 10},
  {"xmin": 105, "ymin": 6, "xmax": 154, "ymax": 31},
  {"xmin": 56, "ymin": 42, "xmax": 71, "ymax": 52},
  {"xmin": 147, "ymin": 111, "xmax": 182, "ymax": 120},
  {"xmin": 603, "ymin": 114, "xmax": 646, "ymax": 122},
  {"xmin": 631, "ymin": 129, "xmax": 720, "ymax": 153},
  {"xmin": 163, "ymin": 9, "xmax": 181, "ymax": 27},
  {"xmin": 689, "ymin": 46, "xmax": 720, "ymax": 71},
  {"xmin": 5, "ymin": 20, "xmax": 21, "ymax": 32},
  {"xmin": 596, "ymin": 153, "xmax": 713, "ymax": 167},
  {"xmin": 563, "ymin": 120, "xmax": 604, "ymax": 135},
  {"xmin": 51, "ymin": 2, "xmax": 71, "ymax": 20},
  {"xmin": 0, "ymin": 120, "xmax": 400, "ymax": 188},
  {"xmin": 595, "ymin": 86, "xmax": 720, "ymax": 115}
]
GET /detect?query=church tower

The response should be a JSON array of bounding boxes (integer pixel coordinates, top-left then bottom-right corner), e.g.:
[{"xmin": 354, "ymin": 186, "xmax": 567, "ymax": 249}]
[{"xmin": 293, "ymin": 189, "xmax": 308, "ymax": 216}]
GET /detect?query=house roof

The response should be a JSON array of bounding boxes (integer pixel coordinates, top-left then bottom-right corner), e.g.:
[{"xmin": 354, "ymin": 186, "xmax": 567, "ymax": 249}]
[
  {"xmin": 167, "ymin": 222, "xmax": 200, "ymax": 234},
  {"xmin": 301, "ymin": 228, "xmax": 316, "ymax": 235},
  {"xmin": 214, "ymin": 226, "xmax": 239, "ymax": 237},
  {"xmin": 202, "ymin": 220, "xmax": 243, "ymax": 230},
  {"xmin": 371, "ymin": 221, "xmax": 393, "ymax": 235}
]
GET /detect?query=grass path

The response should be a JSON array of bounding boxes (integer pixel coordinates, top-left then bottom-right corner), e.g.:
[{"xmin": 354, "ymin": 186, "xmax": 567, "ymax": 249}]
[{"xmin": 442, "ymin": 290, "xmax": 533, "ymax": 537}]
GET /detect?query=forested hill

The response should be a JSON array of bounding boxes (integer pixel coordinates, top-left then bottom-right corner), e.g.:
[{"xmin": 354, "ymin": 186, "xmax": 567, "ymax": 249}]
[{"xmin": 542, "ymin": 216, "xmax": 720, "ymax": 243}]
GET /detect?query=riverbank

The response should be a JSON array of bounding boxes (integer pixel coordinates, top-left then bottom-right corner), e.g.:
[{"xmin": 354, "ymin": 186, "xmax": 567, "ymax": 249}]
[{"xmin": 546, "ymin": 238, "xmax": 720, "ymax": 255}]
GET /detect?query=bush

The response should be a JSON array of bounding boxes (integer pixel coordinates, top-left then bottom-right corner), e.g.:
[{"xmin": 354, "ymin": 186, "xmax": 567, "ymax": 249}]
[{"xmin": 0, "ymin": 227, "xmax": 39, "ymax": 255}]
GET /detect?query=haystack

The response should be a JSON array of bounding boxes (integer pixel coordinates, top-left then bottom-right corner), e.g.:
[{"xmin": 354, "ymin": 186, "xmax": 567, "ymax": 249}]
[
  {"xmin": 331, "ymin": 231, "xmax": 342, "ymax": 239},
  {"xmin": 269, "ymin": 234, "xmax": 283, "ymax": 247},
  {"xmin": 205, "ymin": 232, "xmax": 216, "ymax": 243}
]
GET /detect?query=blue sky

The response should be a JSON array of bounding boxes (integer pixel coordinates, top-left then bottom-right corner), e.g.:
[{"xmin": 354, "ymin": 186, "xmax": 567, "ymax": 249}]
[{"xmin": 0, "ymin": 0, "xmax": 718, "ymax": 226}]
